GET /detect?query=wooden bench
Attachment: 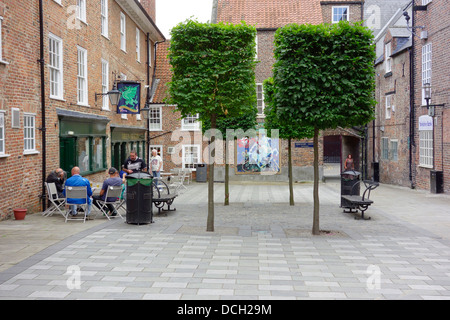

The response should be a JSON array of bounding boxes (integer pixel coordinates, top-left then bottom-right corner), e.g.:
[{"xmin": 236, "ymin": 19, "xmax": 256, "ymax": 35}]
[
  {"xmin": 341, "ymin": 180, "xmax": 379, "ymax": 220},
  {"xmin": 151, "ymin": 179, "xmax": 177, "ymax": 215}
]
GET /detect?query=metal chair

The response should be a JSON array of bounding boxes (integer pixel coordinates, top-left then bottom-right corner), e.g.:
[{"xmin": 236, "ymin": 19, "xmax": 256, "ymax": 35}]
[
  {"xmin": 95, "ymin": 185, "xmax": 124, "ymax": 220},
  {"xmin": 168, "ymin": 170, "xmax": 187, "ymax": 195},
  {"xmin": 43, "ymin": 182, "xmax": 66, "ymax": 217},
  {"xmin": 64, "ymin": 186, "xmax": 89, "ymax": 223}
]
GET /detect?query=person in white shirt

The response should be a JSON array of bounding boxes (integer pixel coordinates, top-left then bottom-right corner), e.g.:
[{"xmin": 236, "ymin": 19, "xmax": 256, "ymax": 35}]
[{"xmin": 150, "ymin": 149, "xmax": 162, "ymax": 187}]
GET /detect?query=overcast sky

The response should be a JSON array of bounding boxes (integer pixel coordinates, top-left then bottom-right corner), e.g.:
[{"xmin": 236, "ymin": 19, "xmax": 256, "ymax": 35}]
[{"xmin": 156, "ymin": 0, "xmax": 214, "ymax": 39}]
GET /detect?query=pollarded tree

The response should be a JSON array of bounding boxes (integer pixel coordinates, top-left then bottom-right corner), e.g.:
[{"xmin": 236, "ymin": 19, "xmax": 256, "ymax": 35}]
[
  {"xmin": 168, "ymin": 20, "xmax": 257, "ymax": 231},
  {"xmin": 272, "ymin": 22, "xmax": 376, "ymax": 235},
  {"xmin": 263, "ymin": 77, "xmax": 314, "ymax": 206}
]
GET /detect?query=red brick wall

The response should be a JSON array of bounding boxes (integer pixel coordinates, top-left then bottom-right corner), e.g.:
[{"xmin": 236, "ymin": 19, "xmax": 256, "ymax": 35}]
[
  {"xmin": 0, "ymin": 0, "xmax": 159, "ymax": 219},
  {"xmin": 0, "ymin": 0, "xmax": 42, "ymax": 219},
  {"xmin": 368, "ymin": 30, "xmax": 412, "ymax": 188},
  {"xmin": 413, "ymin": 0, "xmax": 450, "ymax": 192}
]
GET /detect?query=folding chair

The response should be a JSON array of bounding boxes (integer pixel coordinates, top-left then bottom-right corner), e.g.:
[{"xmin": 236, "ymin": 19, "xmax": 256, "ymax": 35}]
[
  {"xmin": 168, "ymin": 170, "xmax": 187, "ymax": 195},
  {"xmin": 64, "ymin": 186, "xmax": 89, "ymax": 223},
  {"xmin": 42, "ymin": 182, "xmax": 66, "ymax": 217},
  {"xmin": 95, "ymin": 185, "xmax": 124, "ymax": 220}
]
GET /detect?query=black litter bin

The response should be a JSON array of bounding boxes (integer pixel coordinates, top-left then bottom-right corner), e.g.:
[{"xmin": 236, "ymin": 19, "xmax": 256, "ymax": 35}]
[
  {"xmin": 340, "ymin": 170, "xmax": 361, "ymax": 207},
  {"xmin": 125, "ymin": 172, "xmax": 153, "ymax": 224},
  {"xmin": 196, "ymin": 164, "xmax": 207, "ymax": 182}
]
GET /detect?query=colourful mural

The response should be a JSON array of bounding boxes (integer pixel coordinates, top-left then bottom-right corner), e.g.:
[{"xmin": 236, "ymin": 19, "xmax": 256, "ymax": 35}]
[{"xmin": 236, "ymin": 132, "xmax": 280, "ymax": 174}]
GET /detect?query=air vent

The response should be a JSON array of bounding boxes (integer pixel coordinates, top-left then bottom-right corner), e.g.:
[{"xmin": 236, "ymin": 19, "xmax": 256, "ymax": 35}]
[
  {"xmin": 11, "ymin": 108, "xmax": 20, "ymax": 128},
  {"xmin": 167, "ymin": 147, "xmax": 175, "ymax": 154}
]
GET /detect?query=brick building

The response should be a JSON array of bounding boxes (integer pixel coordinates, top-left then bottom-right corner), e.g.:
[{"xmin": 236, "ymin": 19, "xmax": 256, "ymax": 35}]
[
  {"xmin": 369, "ymin": 3, "xmax": 413, "ymax": 187},
  {"xmin": 0, "ymin": 0, "xmax": 164, "ymax": 219},
  {"xmin": 368, "ymin": 0, "xmax": 450, "ymax": 194}
]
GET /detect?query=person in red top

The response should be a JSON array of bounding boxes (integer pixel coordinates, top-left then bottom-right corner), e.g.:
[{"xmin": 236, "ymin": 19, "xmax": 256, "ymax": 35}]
[{"xmin": 344, "ymin": 154, "xmax": 355, "ymax": 171}]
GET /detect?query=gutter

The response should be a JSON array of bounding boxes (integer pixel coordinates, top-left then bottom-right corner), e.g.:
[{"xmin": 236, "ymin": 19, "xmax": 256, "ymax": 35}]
[
  {"xmin": 38, "ymin": 0, "xmax": 47, "ymax": 211},
  {"xmin": 409, "ymin": 0, "xmax": 416, "ymax": 189}
]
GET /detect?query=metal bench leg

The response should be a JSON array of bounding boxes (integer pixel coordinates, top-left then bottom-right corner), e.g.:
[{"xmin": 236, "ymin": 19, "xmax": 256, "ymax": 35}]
[{"xmin": 355, "ymin": 205, "xmax": 371, "ymax": 220}]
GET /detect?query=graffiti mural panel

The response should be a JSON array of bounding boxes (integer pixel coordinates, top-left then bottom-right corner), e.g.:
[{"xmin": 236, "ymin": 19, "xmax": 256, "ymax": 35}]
[{"xmin": 236, "ymin": 132, "xmax": 280, "ymax": 175}]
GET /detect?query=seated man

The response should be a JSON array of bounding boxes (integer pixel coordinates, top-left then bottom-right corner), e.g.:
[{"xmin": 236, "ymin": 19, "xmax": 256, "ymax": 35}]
[
  {"xmin": 46, "ymin": 168, "xmax": 65, "ymax": 198},
  {"xmin": 92, "ymin": 167, "xmax": 123, "ymax": 216},
  {"xmin": 64, "ymin": 166, "xmax": 93, "ymax": 218}
]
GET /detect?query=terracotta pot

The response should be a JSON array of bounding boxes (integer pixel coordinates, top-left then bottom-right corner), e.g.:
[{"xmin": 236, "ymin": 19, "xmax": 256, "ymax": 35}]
[{"xmin": 13, "ymin": 208, "xmax": 27, "ymax": 220}]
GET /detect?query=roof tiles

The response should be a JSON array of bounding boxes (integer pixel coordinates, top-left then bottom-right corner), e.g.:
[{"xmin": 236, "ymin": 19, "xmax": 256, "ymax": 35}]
[{"xmin": 216, "ymin": 0, "xmax": 324, "ymax": 28}]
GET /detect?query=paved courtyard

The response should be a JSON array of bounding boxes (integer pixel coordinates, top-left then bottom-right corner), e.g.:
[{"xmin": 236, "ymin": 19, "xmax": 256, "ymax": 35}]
[{"xmin": 0, "ymin": 180, "xmax": 449, "ymax": 300}]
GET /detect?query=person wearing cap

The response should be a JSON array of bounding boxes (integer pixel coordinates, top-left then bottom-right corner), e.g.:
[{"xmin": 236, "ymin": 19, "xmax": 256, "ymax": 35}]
[{"xmin": 92, "ymin": 167, "xmax": 123, "ymax": 216}]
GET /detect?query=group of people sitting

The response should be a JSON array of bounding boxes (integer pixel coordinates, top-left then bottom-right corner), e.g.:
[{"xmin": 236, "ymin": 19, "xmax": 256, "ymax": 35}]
[{"xmin": 46, "ymin": 150, "xmax": 154, "ymax": 220}]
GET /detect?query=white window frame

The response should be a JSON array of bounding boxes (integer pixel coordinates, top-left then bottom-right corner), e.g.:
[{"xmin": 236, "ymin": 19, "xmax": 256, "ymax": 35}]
[
  {"xmin": 422, "ymin": 43, "xmax": 432, "ymax": 106},
  {"xmin": 422, "ymin": 0, "xmax": 432, "ymax": 5},
  {"xmin": 332, "ymin": 6, "xmax": 349, "ymax": 23},
  {"xmin": 101, "ymin": 0, "xmax": 109, "ymax": 38},
  {"xmin": 385, "ymin": 94, "xmax": 392, "ymax": 119},
  {"xmin": 77, "ymin": 46, "xmax": 88, "ymax": 106},
  {"xmin": 0, "ymin": 16, "xmax": 4, "ymax": 63},
  {"xmin": 23, "ymin": 113, "xmax": 36, "ymax": 154},
  {"xmin": 53, "ymin": 0, "xmax": 62, "ymax": 4},
  {"xmin": 256, "ymin": 83, "xmax": 265, "ymax": 116},
  {"xmin": 390, "ymin": 140, "xmax": 398, "ymax": 161},
  {"xmin": 136, "ymin": 28, "xmax": 141, "ymax": 62},
  {"xmin": 182, "ymin": 114, "xmax": 200, "ymax": 131},
  {"xmin": 385, "ymin": 42, "xmax": 391, "ymax": 73},
  {"xmin": 0, "ymin": 111, "xmax": 5, "ymax": 156},
  {"xmin": 381, "ymin": 137, "xmax": 389, "ymax": 160},
  {"xmin": 419, "ymin": 129, "xmax": 433, "ymax": 168},
  {"xmin": 77, "ymin": 0, "xmax": 87, "ymax": 23},
  {"xmin": 101, "ymin": 59, "xmax": 109, "ymax": 110},
  {"xmin": 182, "ymin": 145, "xmax": 201, "ymax": 170},
  {"xmin": 48, "ymin": 33, "xmax": 64, "ymax": 100},
  {"xmin": 120, "ymin": 12, "xmax": 126, "ymax": 52},
  {"xmin": 149, "ymin": 105, "xmax": 162, "ymax": 131}
]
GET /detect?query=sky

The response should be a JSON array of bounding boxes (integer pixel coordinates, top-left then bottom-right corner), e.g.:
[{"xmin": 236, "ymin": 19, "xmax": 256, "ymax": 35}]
[{"xmin": 156, "ymin": 0, "xmax": 214, "ymax": 39}]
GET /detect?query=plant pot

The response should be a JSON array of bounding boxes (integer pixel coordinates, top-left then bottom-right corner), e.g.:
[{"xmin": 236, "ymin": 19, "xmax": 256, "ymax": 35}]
[{"xmin": 13, "ymin": 208, "xmax": 27, "ymax": 220}]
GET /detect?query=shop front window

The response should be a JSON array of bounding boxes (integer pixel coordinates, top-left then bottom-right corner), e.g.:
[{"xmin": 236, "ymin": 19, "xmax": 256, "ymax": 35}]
[{"xmin": 77, "ymin": 138, "xmax": 90, "ymax": 173}]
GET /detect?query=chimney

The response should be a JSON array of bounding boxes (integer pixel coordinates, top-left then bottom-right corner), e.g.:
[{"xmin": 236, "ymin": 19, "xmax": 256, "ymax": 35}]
[{"xmin": 139, "ymin": 0, "xmax": 156, "ymax": 22}]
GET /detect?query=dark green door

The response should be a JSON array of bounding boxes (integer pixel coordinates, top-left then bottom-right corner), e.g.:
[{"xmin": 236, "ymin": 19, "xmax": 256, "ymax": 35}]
[{"xmin": 60, "ymin": 137, "xmax": 77, "ymax": 177}]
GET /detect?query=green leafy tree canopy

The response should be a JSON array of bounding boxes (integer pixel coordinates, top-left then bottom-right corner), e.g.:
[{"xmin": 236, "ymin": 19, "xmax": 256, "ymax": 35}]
[
  {"xmin": 167, "ymin": 20, "xmax": 257, "ymax": 121},
  {"xmin": 273, "ymin": 21, "xmax": 376, "ymax": 129}
]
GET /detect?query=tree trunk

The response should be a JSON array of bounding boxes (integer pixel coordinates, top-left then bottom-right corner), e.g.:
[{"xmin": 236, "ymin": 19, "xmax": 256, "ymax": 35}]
[
  {"xmin": 207, "ymin": 114, "xmax": 216, "ymax": 232},
  {"xmin": 288, "ymin": 138, "xmax": 294, "ymax": 206},
  {"xmin": 225, "ymin": 150, "xmax": 229, "ymax": 206},
  {"xmin": 312, "ymin": 127, "xmax": 320, "ymax": 235}
]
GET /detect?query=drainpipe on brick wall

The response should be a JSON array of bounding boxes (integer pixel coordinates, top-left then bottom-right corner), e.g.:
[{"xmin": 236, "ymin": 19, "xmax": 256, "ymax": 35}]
[
  {"xmin": 146, "ymin": 33, "xmax": 165, "ymax": 166},
  {"xmin": 409, "ymin": 0, "xmax": 416, "ymax": 189},
  {"xmin": 38, "ymin": 0, "xmax": 47, "ymax": 211}
]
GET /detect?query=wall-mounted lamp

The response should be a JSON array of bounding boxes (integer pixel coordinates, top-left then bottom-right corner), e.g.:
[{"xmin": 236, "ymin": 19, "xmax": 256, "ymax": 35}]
[
  {"xmin": 423, "ymin": 83, "xmax": 445, "ymax": 117},
  {"xmin": 95, "ymin": 72, "xmax": 123, "ymax": 107},
  {"xmin": 403, "ymin": 11, "xmax": 425, "ymax": 39}
]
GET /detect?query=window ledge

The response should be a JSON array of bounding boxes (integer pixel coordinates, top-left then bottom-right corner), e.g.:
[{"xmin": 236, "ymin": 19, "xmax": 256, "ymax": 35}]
[
  {"xmin": 77, "ymin": 103, "xmax": 91, "ymax": 108},
  {"xmin": 419, "ymin": 164, "xmax": 433, "ymax": 169},
  {"xmin": 50, "ymin": 96, "xmax": 66, "ymax": 102},
  {"xmin": 0, "ymin": 60, "xmax": 9, "ymax": 65},
  {"xmin": 0, "ymin": 154, "xmax": 11, "ymax": 158},
  {"xmin": 23, "ymin": 150, "xmax": 40, "ymax": 156}
]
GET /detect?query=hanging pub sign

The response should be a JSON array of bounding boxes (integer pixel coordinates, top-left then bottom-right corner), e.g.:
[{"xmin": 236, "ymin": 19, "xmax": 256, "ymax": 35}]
[{"xmin": 117, "ymin": 81, "xmax": 141, "ymax": 114}]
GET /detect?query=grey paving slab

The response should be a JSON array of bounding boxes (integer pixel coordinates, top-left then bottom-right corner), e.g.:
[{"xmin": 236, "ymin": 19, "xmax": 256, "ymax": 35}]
[{"xmin": 1, "ymin": 181, "xmax": 450, "ymax": 300}]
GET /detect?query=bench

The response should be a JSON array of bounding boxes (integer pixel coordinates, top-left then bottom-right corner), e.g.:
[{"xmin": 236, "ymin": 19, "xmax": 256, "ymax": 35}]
[
  {"xmin": 151, "ymin": 179, "xmax": 178, "ymax": 215},
  {"xmin": 341, "ymin": 180, "xmax": 379, "ymax": 220}
]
